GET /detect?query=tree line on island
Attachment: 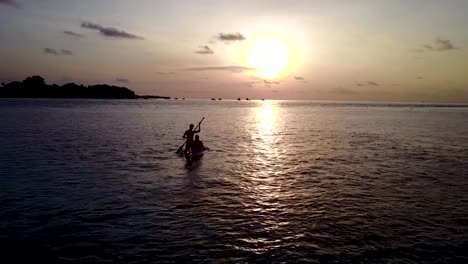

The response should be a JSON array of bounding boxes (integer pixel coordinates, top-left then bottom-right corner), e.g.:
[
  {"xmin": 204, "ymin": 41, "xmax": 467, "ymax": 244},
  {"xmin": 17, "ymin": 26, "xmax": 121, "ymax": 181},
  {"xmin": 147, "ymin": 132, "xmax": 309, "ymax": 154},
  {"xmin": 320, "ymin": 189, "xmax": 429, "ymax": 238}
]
[{"xmin": 0, "ymin": 76, "xmax": 137, "ymax": 99}]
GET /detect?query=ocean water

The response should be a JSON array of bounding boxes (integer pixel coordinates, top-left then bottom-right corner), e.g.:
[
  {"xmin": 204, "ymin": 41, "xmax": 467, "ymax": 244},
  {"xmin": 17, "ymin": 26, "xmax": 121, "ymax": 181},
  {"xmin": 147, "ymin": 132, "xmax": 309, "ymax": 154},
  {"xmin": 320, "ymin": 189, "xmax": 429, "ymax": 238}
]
[{"xmin": 1, "ymin": 98, "xmax": 468, "ymax": 263}]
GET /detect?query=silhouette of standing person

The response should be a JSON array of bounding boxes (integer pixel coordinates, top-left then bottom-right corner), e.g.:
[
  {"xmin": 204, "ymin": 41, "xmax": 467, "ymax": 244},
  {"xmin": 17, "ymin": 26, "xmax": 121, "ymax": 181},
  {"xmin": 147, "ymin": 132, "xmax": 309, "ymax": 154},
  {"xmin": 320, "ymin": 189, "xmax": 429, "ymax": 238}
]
[{"xmin": 183, "ymin": 123, "xmax": 200, "ymax": 154}]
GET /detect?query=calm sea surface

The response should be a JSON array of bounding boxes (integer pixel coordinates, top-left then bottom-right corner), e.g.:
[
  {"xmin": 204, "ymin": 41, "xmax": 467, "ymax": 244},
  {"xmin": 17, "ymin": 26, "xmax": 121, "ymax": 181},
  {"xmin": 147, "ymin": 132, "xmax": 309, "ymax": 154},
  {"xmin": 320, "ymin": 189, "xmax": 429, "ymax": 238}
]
[{"xmin": 1, "ymin": 99, "xmax": 468, "ymax": 263}]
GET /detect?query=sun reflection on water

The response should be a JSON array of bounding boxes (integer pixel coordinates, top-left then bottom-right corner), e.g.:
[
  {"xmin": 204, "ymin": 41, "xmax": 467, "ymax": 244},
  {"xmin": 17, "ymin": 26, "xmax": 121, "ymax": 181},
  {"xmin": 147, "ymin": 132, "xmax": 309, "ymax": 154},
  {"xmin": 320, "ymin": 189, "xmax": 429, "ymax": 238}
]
[
  {"xmin": 253, "ymin": 101, "xmax": 281, "ymax": 162},
  {"xmin": 236, "ymin": 101, "xmax": 295, "ymax": 251},
  {"xmin": 255, "ymin": 102, "xmax": 278, "ymax": 143},
  {"xmin": 248, "ymin": 102, "xmax": 288, "ymax": 205}
]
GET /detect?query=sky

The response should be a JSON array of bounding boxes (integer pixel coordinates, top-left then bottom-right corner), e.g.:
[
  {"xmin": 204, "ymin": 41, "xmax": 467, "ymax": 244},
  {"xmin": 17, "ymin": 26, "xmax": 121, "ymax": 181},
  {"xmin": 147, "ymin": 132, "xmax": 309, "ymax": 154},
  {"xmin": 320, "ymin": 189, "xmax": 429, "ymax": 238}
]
[{"xmin": 1, "ymin": 0, "xmax": 467, "ymax": 102}]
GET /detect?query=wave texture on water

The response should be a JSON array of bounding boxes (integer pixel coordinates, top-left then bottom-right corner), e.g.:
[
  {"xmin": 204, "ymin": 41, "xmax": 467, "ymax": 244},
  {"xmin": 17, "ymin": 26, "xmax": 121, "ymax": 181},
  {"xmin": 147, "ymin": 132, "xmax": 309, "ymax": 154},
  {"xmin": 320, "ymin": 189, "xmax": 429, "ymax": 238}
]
[{"xmin": 1, "ymin": 99, "xmax": 468, "ymax": 263}]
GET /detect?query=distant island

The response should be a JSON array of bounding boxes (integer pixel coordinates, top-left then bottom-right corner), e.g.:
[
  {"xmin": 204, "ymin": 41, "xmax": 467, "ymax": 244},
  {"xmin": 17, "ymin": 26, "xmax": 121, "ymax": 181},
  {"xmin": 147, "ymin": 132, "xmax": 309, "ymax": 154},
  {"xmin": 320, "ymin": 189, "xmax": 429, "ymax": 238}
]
[{"xmin": 0, "ymin": 76, "xmax": 168, "ymax": 99}]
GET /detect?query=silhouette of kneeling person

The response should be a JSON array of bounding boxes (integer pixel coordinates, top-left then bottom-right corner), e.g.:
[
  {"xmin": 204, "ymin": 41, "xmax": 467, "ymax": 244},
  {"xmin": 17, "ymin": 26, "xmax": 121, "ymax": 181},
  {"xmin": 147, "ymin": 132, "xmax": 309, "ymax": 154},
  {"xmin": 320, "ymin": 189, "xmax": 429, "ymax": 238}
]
[{"xmin": 191, "ymin": 135, "xmax": 205, "ymax": 154}]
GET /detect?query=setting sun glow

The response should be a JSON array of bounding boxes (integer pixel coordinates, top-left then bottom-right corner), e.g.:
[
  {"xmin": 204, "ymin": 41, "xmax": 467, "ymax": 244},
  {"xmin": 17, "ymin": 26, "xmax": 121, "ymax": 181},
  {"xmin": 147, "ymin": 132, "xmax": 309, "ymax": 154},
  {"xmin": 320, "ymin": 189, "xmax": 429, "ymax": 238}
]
[{"xmin": 247, "ymin": 38, "xmax": 292, "ymax": 79}]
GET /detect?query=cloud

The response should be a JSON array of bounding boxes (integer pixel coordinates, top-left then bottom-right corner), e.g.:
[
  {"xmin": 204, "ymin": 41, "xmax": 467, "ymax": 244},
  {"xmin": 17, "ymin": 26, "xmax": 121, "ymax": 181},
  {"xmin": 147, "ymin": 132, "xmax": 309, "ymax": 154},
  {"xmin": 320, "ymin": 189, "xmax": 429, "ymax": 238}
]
[
  {"xmin": 156, "ymin": 71, "xmax": 176, "ymax": 75},
  {"xmin": 61, "ymin": 49, "xmax": 73, "ymax": 55},
  {"xmin": 115, "ymin": 78, "xmax": 129, "ymax": 83},
  {"xmin": 64, "ymin": 30, "xmax": 85, "ymax": 38},
  {"xmin": 217, "ymin": 32, "xmax": 245, "ymax": 42},
  {"xmin": 186, "ymin": 66, "xmax": 255, "ymax": 72},
  {"xmin": 44, "ymin": 48, "xmax": 59, "ymax": 55},
  {"xmin": 294, "ymin": 76, "xmax": 304, "ymax": 81},
  {"xmin": 329, "ymin": 87, "xmax": 358, "ymax": 95},
  {"xmin": 423, "ymin": 38, "xmax": 456, "ymax": 51},
  {"xmin": 0, "ymin": 0, "xmax": 20, "ymax": 8},
  {"xmin": 423, "ymin": 44, "xmax": 433, "ymax": 51},
  {"xmin": 43, "ymin": 48, "xmax": 73, "ymax": 56},
  {"xmin": 417, "ymin": 76, "xmax": 424, "ymax": 80},
  {"xmin": 81, "ymin": 22, "xmax": 144, "ymax": 40},
  {"xmin": 195, "ymin": 45, "xmax": 214, "ymax": 54},
  {"xmin": 264, "ymin": 80, "xmax": 279, "ymax": 85},
  {"xmin": 355, "ymin": 81, "xmax": 379, "ymax": 86}
]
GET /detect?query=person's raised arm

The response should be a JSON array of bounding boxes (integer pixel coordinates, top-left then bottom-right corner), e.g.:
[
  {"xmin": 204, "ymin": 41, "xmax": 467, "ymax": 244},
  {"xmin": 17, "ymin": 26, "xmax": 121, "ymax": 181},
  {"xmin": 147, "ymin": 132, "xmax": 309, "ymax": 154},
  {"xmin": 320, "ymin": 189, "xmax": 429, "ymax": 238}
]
[{"xmin": 194, "ymin": 124, "xmax": 201, "ymax": 133}]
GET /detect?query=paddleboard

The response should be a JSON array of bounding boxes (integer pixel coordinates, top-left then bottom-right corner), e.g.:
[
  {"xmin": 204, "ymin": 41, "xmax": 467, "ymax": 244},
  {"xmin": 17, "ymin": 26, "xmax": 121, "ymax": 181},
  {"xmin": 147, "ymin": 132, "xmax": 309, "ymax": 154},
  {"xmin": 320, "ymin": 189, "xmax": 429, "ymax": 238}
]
[{"xmin": 178, "ymin": 148, "xmax": 210, "ymax": 161}]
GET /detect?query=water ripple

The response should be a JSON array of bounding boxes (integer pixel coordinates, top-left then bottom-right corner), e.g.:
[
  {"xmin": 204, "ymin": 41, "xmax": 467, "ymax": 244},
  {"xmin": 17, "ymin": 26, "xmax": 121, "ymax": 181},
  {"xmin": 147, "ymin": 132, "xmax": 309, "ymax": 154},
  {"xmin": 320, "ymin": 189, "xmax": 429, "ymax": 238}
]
[{"xmin": 1, "ymin": 99, "xmax": 468, "ymax": 263}]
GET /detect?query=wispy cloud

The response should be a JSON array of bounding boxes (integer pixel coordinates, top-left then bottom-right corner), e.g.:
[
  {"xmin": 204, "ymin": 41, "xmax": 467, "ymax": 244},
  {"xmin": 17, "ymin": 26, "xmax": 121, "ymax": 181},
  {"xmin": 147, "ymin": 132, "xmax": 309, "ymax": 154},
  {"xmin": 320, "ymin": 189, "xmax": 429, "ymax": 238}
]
[
  {"xmin": 64, "ymin": 30, "xmax": 85, "ymax": 38},
  {"xmin": 410, "ymin": 38, "xmax": 457, "ymax": 54},
  {"xmin": 43, "ymin": 48, "xmax": 73, "ymax": 56},
  {"xmin": 185, "ymin": 66, "xmax": 255, "ymax": 72},
  {"xmin": 155, "ymin": 71, "xmax": 176, "ymax": 75},
  {"xmin": 356, "ymin": 82, "xmax": 365, "ymax": 86},
  {"xmin": 0, "ymin": 0, "xmax": 20, "ymax": 8},
  {"xmin": 81, "ymin": 22, "xmax": 144, "ymax": 40},
  {"xmin": 367, "ymin": 81, "xmax": 379, "ymax": 86},
  {"xmin": 61, "ymin": 49, "xmax": 73, "ymax": 55},
  {"xmin": 417, "ymin": 76, "xmax": 424, "ymax": 80},
  {"xmin": 217, "ymin": 32, "xmax": 245, "ymax": 42},
  {"xmin": 195, "ymin": 45, "xmax": 214, "ymax": 54},
  {"xmin": 294, "ymin": 76, "xmax": 304, "ymax": 81},
  {"xmin": 44, "ymin": 48, "xmax": 59, "ymax": 55},
  {"xmin": 264, "ymin": 80, "xmax": 280, "ymax": 85},
  {"xmin": 116, "ymin": 78, "xmax": 129, "ymax": 83},
  {"xmin": 329, "ymin": 87, "xmax": 358, "ymax": 95},
  {"xmin": 423, "ymin": 38, "xmax": 456, "ymax": 52}
]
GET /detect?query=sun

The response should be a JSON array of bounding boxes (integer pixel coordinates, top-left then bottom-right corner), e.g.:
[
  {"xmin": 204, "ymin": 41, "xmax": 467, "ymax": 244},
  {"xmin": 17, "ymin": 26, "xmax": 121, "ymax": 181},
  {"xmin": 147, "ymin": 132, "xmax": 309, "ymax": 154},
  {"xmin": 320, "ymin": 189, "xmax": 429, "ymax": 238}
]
[{"xmin": 247, "ymin": 37, "xmax": 292, "ymax": 79}]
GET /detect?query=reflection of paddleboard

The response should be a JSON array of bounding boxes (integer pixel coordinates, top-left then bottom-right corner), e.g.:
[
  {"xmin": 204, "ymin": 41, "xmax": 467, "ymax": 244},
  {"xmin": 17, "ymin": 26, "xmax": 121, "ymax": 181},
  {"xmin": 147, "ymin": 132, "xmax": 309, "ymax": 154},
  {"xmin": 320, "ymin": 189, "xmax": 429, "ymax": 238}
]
[{"xmin": 178, "ymin": 148, "xmax": 210, "ymax": 161}]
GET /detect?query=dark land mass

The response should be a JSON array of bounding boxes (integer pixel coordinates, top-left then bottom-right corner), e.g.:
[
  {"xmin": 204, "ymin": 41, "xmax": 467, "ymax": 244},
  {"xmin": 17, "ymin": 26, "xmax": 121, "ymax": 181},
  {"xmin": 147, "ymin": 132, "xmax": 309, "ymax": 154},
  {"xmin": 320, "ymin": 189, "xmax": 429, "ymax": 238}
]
[{"xmin": 0, "ymin": 76, "xmax": 138, "ymax": 99}]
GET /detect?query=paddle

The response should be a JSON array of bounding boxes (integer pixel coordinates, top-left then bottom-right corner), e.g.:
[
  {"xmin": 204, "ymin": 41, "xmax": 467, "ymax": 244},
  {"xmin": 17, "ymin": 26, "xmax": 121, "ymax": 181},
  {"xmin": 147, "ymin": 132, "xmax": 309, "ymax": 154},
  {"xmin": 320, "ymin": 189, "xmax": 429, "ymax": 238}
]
[{"xmin": 176, "ymin": 117, "xmax": 205, "ymax": 154}]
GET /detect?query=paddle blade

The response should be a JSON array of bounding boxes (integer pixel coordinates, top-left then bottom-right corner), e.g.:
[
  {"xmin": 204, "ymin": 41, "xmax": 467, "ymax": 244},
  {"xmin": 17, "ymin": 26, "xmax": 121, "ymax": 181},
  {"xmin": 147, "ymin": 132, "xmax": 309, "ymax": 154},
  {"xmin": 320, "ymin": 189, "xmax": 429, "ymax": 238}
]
[{"xmin": 176, "ymin": 144, "xmax": 184, "ymax": 154}]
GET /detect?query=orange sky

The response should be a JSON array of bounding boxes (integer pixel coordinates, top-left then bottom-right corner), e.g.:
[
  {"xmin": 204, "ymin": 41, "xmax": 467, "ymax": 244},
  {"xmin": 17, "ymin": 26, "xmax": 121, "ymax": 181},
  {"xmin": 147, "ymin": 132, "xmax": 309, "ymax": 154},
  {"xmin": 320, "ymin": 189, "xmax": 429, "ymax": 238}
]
[{"xmin": 1, "ymin": 0, "xmax": 467, "ymax": 102}]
